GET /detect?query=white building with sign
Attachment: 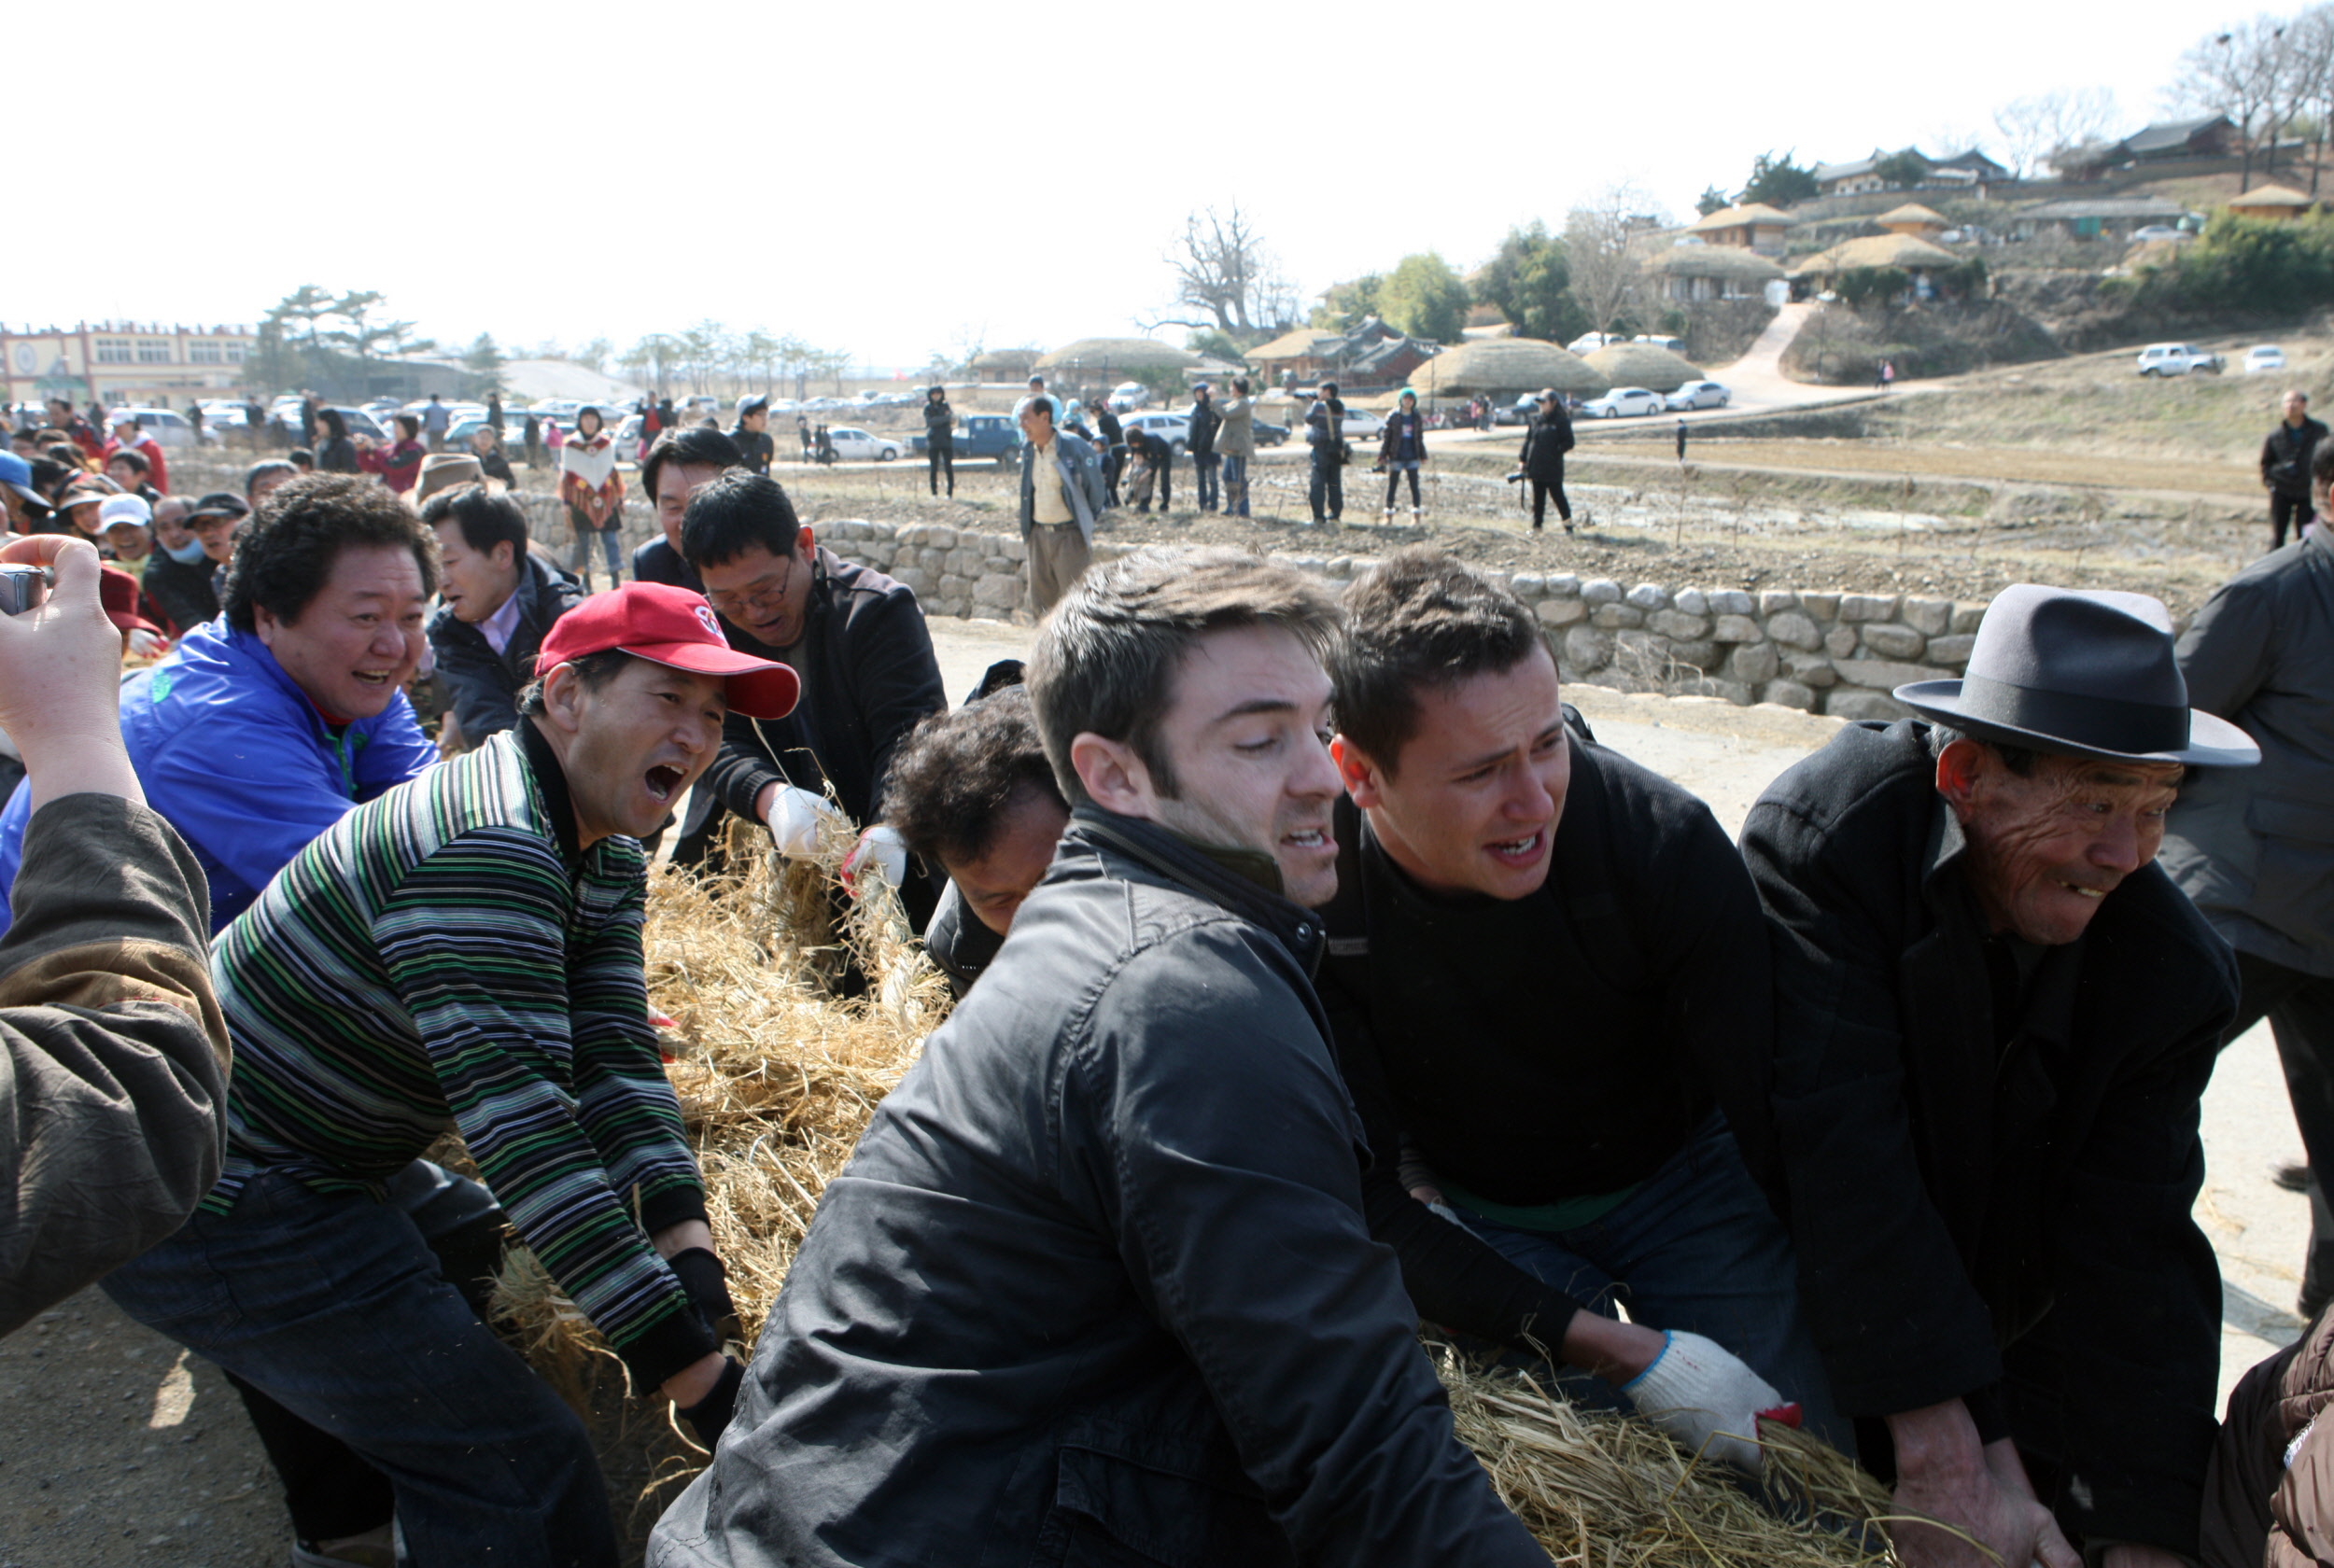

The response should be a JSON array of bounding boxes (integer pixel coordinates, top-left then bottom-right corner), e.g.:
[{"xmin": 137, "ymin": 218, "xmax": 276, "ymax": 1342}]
[{"xmin": 3, "ymin": 322, "xmax": 257, "ymax": 409}]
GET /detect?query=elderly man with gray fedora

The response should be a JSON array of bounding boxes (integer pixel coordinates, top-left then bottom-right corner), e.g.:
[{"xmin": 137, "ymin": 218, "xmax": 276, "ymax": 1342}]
[{"xmin": 1737, "ymin": 585, "xmax": 2258, "ymax": 1568}]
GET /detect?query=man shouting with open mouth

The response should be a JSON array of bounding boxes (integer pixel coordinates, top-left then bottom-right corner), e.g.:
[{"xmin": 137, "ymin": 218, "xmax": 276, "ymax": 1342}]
[{"xmin": 105, "ymin": 582, "xmax": 799, "ymax": 1568}]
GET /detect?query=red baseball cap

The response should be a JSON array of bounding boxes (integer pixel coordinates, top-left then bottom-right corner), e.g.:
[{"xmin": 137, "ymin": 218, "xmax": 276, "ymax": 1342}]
[{"xmin": 536, "ymin": 581, "xmax": 799, "ymax": 720}]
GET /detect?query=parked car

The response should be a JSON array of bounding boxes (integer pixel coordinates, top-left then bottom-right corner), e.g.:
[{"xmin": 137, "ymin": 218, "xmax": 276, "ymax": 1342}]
[
  {"xmin": 824, "ymin": 427, "xmax": 903, "ymax": 461},
  {"xmin": 910, "ymin": 413, "xmax": 1023, "ymax": 467},
  {"xmin": 1634, "ymin": 334, "xmax": 1691, "ymax": 357},
  {"xmin": 1568, "ymin": 331, "xmax": 1624, "ymax": 355},
  {"xmin": 1108, "ymin": 381, "xmax": 1148, "ymax": 413},
  {"xmin": 446, "ymin": 414, "xmax": 531, "ymax": 450},
  {"xmin": 2130, "ymin": 226, "xmax": 2192, "ymax": 245},
  {"xmin": 2136, "ymin": 343, "xmax": 2224, "ymax": 376},
  {"xmin": 2243, "ymin": 344, "xmax": 2288, "ymax": 374},
  {"xmin": 1664, "ymin": 380, "xmax": 1732, "ymax": 412},
  {"xmin": 109, "ymin": 406, "xmax": 209, "ymax": 447},
  {"xmin": 1252, "ymin": 416, "xmax": 1289, "ymax": 446},
  {"xmin": 1119, "ymin": 411, "xmax": 1189, "ymax": 453},
  {"xmin": 1582, "ymin": 386, "xmax": 1666, "ymax": 419}
]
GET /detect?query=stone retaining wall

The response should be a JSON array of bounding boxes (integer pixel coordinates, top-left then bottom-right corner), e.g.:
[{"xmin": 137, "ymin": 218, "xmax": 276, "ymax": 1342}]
[{"xmin": 810, "ymin": 519, "xmax": 1990, "ymax": 721}]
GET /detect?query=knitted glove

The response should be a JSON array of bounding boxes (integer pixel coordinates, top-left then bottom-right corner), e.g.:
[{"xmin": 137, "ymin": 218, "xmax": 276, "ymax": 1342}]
[
  {"xmin": 666, "ymin": 1247, "xmax": 738, "ymax": 1344},
  {"xmin": 840, "ymin": 825, "xmax": 908, "ymax": 896},
  {"xmin": 766, "ymin": 785, "xmax": 842, "ymax": 857},
  {"xmin": 1619, "ymin": 1330, "xmax": 1783, "ymax": 1474},
  {"xmin": 677, "ymin": 1356, "xmax": 745, "ymax": 1449}
]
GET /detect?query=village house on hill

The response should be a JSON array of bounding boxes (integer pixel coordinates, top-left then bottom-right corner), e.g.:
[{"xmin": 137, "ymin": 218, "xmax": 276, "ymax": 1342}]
[{"xmin": 1685, "ymin": 203, "xmax": 1798, "ymax": 254}]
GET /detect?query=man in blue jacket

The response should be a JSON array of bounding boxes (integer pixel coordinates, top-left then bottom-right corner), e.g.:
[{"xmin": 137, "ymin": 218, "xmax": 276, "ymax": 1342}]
[
  {"xmin": 0, "ymin": 471, "xmax": 450, "ymax": 1567},
  {"xmin": 0, "ymin": 471, "xmax": 437, "ymax": 935}
]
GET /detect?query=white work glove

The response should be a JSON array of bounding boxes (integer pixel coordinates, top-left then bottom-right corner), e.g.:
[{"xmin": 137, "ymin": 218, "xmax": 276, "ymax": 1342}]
[
  {"xmin": 1619, "ymin": 1330, "xmax": 1789, "ymax": 1475},
  {"xmin": 839, "ymin": 824, "xmax": 908, "ymax": 896},
  {"xmin": 765, "ymin": 785, "xmax": 843, "ymax": 857}
]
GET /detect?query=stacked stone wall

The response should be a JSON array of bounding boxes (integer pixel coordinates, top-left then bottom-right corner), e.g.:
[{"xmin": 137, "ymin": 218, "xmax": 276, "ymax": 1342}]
[{"xmin": 810, "ymin": 520, "xmax": 1992, "ymax": 721}]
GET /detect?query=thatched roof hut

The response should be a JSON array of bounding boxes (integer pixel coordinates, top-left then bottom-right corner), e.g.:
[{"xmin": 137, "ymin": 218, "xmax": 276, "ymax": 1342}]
[
  {"xmin": 1033, "ymin": 338, "xmax": 1204, "ymax": 372},
  {"xmin": 1788, "ymin": 233, "xmax": 1964, "ymax": 277},
  {"xmin": 1684, "ymin": 203, "xmax": 1798, "ymax": 254},
  {"xmin": 1876, "ymin": 203, "xmax": 1948, "ymax": 235},
  {"xmin": 1409, "ymin": 337, "xmax": 1607, "ymax": 397},
  {"xmin": 2228, "ymin": 183, "xmax": 2315, "ymax": 220},
  {"xmin": 1582, "ymin": 343, "xmax": 1704, "ymax": 393},
  {"xmin": 1649, "ymin": 245, "xmax": 1784, "ymax": 302},
  {"xmin": 970, "ymin": 347, "xmax": 1040, "ymax": 379}
]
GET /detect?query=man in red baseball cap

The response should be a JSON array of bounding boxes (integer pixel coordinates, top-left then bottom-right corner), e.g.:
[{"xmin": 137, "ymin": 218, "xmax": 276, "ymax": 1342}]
[{"xmin": 100, "ymin": 581, "xmax": 795, "ymax": 1567}]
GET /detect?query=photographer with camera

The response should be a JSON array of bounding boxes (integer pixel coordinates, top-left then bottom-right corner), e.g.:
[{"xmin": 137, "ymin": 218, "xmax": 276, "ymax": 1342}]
[{"xmin": 0, "ymin": 533, "xmax": 231, "ymax": 1336}]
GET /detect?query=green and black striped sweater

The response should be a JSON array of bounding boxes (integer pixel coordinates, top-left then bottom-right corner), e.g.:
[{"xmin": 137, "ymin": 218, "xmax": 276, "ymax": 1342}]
[{"xmin": 207, "ymin": 721, "xmax": 715, "ymax": 1385}]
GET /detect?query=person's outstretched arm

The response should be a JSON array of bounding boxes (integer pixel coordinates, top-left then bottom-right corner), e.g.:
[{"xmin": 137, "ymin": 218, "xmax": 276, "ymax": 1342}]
[{"xmin": 0, "ymin": 536, "xmax": 230, "ymax": 1335}]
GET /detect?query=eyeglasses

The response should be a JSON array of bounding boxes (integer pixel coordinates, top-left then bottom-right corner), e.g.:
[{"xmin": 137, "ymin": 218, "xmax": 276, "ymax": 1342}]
[{"xmin": 705, "ymin": 554, "xmax": 796, "ymax": 623}]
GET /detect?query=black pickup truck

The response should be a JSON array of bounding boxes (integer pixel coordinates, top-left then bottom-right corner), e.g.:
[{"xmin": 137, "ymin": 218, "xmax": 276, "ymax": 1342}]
[{"xmin": 909, "ymin": 413, "xmax": 1022, "ymax": 467}]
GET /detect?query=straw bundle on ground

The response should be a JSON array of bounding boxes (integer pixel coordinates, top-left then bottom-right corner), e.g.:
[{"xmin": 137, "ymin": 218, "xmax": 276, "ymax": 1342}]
[{"xmin": 485, "ymin": 841, "xmax": 1902, "ymax": 1565}]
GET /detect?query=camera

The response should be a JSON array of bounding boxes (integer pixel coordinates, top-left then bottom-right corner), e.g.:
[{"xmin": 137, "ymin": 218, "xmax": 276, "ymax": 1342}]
[{"xmin": 0, "ymin": 565, "xmax": 48, "ymax": 616}]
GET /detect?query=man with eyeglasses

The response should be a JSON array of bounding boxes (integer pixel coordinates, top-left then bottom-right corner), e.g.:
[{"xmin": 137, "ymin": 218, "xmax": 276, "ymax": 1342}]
[{"xmin": 680, "ymin": 469, "xmax": 948, "ymax": 927}]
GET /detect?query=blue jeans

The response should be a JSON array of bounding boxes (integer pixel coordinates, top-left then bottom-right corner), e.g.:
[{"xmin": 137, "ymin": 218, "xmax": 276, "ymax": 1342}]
[
  {"xmin": 105, "ymin": 1170, "xmax": 617, "ymax": 1567},
  {"xmin": 1221, "ymin": 453, "xmax": 1249, "ymax": 516},
  {"xmin": 1194, "ymin": 453, "xmax": 1220, "ymax": 511},
  {"xmin": 1449, "ymin": 1112, "xmax": 1848, "ymax": 1452}
]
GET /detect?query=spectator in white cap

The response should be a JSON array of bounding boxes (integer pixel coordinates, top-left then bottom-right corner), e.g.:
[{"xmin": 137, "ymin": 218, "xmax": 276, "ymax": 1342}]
[{"xmin": 97, "ymin": 494, "xmax": 154, "ymax": 568}]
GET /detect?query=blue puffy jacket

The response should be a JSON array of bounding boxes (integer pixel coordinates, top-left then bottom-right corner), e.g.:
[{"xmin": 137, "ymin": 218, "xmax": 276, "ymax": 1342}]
[{"xmin": 0, "ymin": 618, "xmax": 435, "ymax": 937}]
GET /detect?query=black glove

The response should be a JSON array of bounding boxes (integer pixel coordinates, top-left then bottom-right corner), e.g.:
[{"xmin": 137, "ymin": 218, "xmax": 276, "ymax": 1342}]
[
  {"xmin": 666, "ymin": 1247, "xmax": 739, "ymax": 1344},
  {"xmin": 677, "ymin": 1356, "xmax": 745, "ymax": 1449}
]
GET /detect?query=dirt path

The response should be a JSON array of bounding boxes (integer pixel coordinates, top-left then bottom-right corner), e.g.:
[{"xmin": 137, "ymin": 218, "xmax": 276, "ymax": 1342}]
[{"xmin": 1576, "ymin": 437, "xmax": 2259, "ymax": 502}]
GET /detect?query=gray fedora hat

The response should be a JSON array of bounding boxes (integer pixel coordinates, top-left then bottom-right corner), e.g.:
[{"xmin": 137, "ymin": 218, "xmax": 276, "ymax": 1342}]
[{"xmin": 1894, "ymin": 583, "xmax": 2258, "ymax": 767}]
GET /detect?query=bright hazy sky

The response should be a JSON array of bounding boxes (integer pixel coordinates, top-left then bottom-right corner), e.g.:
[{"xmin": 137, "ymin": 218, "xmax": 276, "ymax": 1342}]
[{"xmin": 14, "ymin": 3, "xmax": 2219, "ymax": 370}]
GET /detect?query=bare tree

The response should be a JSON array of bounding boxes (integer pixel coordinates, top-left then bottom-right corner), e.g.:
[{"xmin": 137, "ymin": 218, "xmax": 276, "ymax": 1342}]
[
  {"xmin": 2290, "ymin": 5, "xmax": 2334, "ymax": 192},
  {"xmin": 1993, "ymin": 88, "xmax": 2122, "ymax": 178},
  {"xmin": 1563, "ymin": 185, "xmax": 1662, "ymax": 336},
  {"xmin": 1146, "ymin": 204, "xmax": 1295, "ymax": 338},
  {"xmin": 2175, "ymin": 19, "xmax": 2291, "ymax": 190}
]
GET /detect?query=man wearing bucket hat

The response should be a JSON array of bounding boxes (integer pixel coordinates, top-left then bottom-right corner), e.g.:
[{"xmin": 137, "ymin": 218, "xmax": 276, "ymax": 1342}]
[
  {"xmin": 103, "ymin": 581, "xmax": 797, "ymax": 1568},
  {"xmin": 1738, "ymin": 585, "xmax": 2258, "ymax": 1568}
]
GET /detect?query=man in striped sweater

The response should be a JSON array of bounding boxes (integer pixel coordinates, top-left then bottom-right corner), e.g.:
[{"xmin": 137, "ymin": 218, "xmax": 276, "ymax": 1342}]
[{"xmin": 103, "ymin": 583, "xmax": 800, "ymax": 1568}]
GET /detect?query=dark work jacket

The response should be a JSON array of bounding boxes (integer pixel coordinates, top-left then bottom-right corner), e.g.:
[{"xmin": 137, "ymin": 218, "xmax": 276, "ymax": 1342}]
[
  {"xmin": 1739, "ymin": 721, "xmax": 2232, "ymax": 1555},
  {"xmin": 1520, "ymin": 406, "xmax": 1574, "ymax": 478},
  {"xmin": 647, "ymin": 811, "xmax": 1547, "ymax": 1568},
  {"xmin": 629, "ymin": 536, "xmax": 703, "ymax": 594},
  {"xmin": 1315, "ymin": 724, "xmax": 1775, "ymax": 1351},
  {"xmin": 424, "ymin": 553, "xmax": 586, "ymax": 746},
  {"xmin": 2201, "ymin": 1304, "xmax": 2334, "ymax": 1568},
  {"xmin": 701, "ymin": 547, "xmax": 945, "ymax": 831},
  {"xmin": 921, "ymin": 879, "xmax": 1001, "ymax": 1000},
  {"xmin": 730, "ymin": 427, "xmax": 776, "ymax": 476},
  {"xmin": 921, "ymin": 399, "xmax": 954, "ymax": 446},
  {"xmin": 140, "ymin": 552, "xmax": 219, "ymax": 639},
  {"xmin": 2260, "ymin": 416, "xmax": 2328, "ymax": 497},
  {"xmin": 1186, "ymin": 397, "xmax": 1221, "ymax": 458},
  {"xmin": 1378, "ymin": 409, "xmax": 1427, "ymax": 464},
  {"xmin": 1093, "ymin": 406, "xmax": 1123, "ymax": 449},
  {"xmin": 2160, "ymin": 530, "xmax": 2334, "ymax": 978}
]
